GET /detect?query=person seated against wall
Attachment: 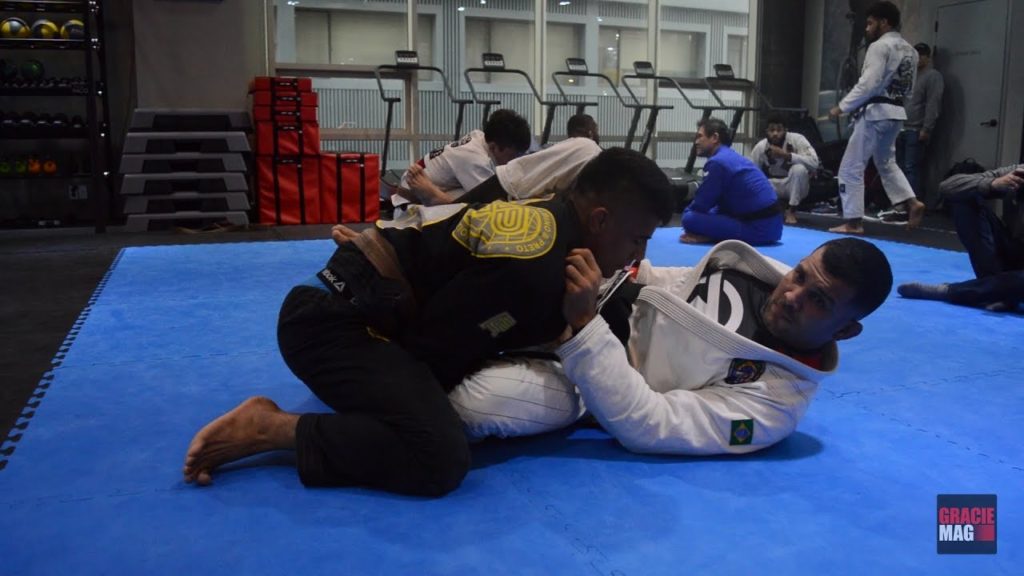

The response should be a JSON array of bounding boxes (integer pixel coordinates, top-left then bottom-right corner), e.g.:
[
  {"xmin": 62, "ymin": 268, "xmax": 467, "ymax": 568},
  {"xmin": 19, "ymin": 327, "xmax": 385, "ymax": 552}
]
[
  {"xmin": 748, "ymin": 113, "xmax": 820, "ymax": 225},
  {"xmin": 679, "ymin": 117, "xmax": 784, "ymax": 246},
  {"xmin": 391, "ymin": 108, "xmax": 531, "ymax": 210},
  {"xmin": 898, "ymin": 163, "xmax": 1024, "ymax": 312}
]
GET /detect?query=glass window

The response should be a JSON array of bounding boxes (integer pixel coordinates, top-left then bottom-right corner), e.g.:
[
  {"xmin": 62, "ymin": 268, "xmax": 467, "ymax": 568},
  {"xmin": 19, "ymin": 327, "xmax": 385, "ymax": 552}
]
[
  {"xmin": 546, "ymin": 22, "xmax": 584, "ymax": 87},
  {"xmin": 295, "ymin": 10, "xmax": 329, "ymax": 65},
  {"xmin": 659, "ymin": 30, "xmax": 706, "ymax": 79},
  {"xmin": 598, "ymin": 27, "xmax": 648, "ymax": 85},
  {"xmin": 727, "ymin": 34, "xmax": 747, "ymax": 78},
  {"xmin": 276, "ymin": 1, "xmax": 416, "ymax": 68},
  {"xmin": 465, "ymin": 18, "xmax": 535, "ymax": 85}
]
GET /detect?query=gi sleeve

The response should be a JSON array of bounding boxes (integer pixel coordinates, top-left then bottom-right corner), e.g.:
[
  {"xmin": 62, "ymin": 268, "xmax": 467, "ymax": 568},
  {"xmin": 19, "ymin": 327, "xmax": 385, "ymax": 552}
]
[
  {"xmin": 557, "ymin": 316, "xmax": 811, "ymax": 455},
  {"xmin": 839, "ymin": 41, "xmax": 887, "ymax": 113},
  {"xmin": 788, "ymin": 134, "xmax": 820, "ymax": 172},
  {"xmin": 687, "ymin": 157, "xmax": 726, "ymax": 214},
  {"xmin": 748, "ymin": 139, "xmax": 768, "ymax": 167}
]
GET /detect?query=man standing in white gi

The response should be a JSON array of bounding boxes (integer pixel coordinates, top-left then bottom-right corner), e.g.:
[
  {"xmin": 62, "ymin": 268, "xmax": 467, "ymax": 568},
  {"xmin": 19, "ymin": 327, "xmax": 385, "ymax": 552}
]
[
  {"xmin": 828, "ymin": 1, "xmax": 926, "ymax": 235},
  {"xmin": 749, "ymin": 114, "xmax": 820, "ymax": 225}
]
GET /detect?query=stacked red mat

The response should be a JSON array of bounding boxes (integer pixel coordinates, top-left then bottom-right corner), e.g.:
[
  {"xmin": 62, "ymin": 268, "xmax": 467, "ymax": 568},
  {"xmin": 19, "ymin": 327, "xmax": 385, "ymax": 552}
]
[{"xmin": 251, "ymin": 76, "xmax": 379, "ymax": 225}]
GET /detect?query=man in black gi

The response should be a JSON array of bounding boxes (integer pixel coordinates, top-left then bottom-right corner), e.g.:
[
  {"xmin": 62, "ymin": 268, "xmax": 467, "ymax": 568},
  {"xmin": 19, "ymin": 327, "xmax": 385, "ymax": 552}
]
[{"xmin": 183, "ymin": 147, "xmax": 675, "ymax": 496}]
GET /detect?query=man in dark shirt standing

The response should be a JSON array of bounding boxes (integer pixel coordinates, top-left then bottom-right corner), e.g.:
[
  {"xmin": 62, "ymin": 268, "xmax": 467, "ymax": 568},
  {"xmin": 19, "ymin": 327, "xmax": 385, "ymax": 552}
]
[
  {"xmin": 895, "ymin": 42, "xmax": 944, "ymax": 200},
  {"xmin": 182, "ymin": 147, "xmax": 675, "ymax": 496}
]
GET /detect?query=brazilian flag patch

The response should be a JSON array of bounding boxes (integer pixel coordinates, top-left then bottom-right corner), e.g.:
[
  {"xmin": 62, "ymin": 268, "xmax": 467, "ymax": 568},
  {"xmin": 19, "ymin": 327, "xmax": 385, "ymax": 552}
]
[
  {"xmin": 730, "ymin": 419, "xmax": 754, "ymax": 446},
  {"xmin": 725, "ymin": 359, "xmax": 765, "ymax": 384}
]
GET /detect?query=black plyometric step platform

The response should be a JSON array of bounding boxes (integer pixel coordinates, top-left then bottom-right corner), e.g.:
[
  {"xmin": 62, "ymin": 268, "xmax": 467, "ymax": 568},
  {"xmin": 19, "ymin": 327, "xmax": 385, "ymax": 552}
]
[
  {"xmin": 123, "ymin": 132, "xmax": 251, "ymax": 155},
  {"xmin": 124, "ymin": 211, "xmax": 250, "ymax": 232},
  {"xmin": 130, "ymin": 109, "xmax": 252, "ymax": 133},
  {"xmin": 122, "ymin": 191, "xmax": 251, "ymax": 215},
  {"xmin": 119, "ymin": 153, "xmax": 247, "ymax": 174},
  {"xmin": 121, "ymin": 172, "xmax": 248, "ymax": 196}
]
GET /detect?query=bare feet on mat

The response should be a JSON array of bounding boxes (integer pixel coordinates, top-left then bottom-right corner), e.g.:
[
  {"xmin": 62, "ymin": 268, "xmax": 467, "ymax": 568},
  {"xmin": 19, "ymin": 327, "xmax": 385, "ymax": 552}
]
[
  {"xmin": 679, "ymin": 232, "xmax": 714, "ymax": 244},
  {"xmin": 183, "ymin": 396, "xmax": 297, "ymax": 486},
  {"xmin": 828, "ymin": 222, "xmax": 864, "ymax": 235},
  {"xmin": 904, "ymin": 198, "xmax": 926, "ymax": 229},
  {"xmin": 784, "ymin": 209, "xmax": 798, "ymax": 225}
]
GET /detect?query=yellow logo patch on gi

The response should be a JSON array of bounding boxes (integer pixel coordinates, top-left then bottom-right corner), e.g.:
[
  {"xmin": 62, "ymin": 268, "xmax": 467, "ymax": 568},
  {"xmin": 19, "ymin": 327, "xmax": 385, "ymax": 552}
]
[
  {"xmin": 452, "ymin": 201, "xmax": 556, "ymax": 259},
  {"xmin": 479, "ymin": 312, "xmax": 516, "ymax": 338},
  {"xmin": 725, "ymin": 359, "xmax": 765, "ymax": 384}
]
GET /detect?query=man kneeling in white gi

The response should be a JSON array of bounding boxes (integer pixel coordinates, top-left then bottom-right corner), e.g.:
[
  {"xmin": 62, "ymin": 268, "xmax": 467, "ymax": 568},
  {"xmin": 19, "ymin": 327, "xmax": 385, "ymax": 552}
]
[{"xmin": 450, "ymin": 237, "xmax": 892, "ymax": 454}]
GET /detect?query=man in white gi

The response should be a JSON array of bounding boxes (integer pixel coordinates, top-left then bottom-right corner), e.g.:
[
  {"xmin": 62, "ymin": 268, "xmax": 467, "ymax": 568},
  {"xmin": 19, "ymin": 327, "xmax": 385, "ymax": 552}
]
[
  {"xmin": 828, "ymin": 1, "xmax": 926, "ymax": 235},
  {"xmin": 392, "ymin": 108, "xmax": 531, "ymax": 209},
  {"xmin": 439, "ymin": 114, "xmax": 602, "ymax": 206},
  {"xmin": 749, "ymin": 114, "xmax": 820, "ymax": 225},
  {"xmin": 451, "ymin": 237, "xmax": 892, "ymax": 455}
]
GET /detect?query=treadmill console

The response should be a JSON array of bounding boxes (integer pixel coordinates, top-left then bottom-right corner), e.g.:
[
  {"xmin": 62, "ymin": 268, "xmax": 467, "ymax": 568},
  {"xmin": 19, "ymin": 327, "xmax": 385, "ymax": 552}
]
[
  {"xmin": 565, "ymin": 58, "xmax": 589, "ymax": 73},
  {"xmin": 482, "ymin": 53, "xmax": 506, "ymax": 70},
  {"xmin": 395, "ymin": 50, "xmax": 420, "ymax": 67},
  {"xmin": 633, "ymin": 61, "xmax": 655, "ymax": 77}
]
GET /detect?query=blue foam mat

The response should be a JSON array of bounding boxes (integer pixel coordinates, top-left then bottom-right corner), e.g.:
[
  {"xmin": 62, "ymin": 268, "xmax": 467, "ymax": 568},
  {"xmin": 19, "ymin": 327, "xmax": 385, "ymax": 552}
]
[{"xmin": 1, "ymin": 229, "xmax": 1020, "ymax": 574}]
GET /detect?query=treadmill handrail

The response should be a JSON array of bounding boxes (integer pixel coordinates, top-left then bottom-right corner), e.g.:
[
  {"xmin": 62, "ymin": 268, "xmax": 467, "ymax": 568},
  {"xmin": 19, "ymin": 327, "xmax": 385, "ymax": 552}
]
[
  {"xmin": 619, "ymin": 74, "xmax": 675, "ymax": 111},
  {"xmin": 654, "ymin": 75, "xmax": 726, "ymax": 110},
  {"xmin": 551, "ymin": 69, "xmax": 633, "ymax": 109},
  {"xmin": 702, "ymin": 76, "xmax": 761, "ymax": 112},
  {"xmin": 375, "ymin": 63, "xmax": 467, "ymax": 104},
  {"xmin": 464, "ymin": 67, "xmax": 546, "ymax": 105}
]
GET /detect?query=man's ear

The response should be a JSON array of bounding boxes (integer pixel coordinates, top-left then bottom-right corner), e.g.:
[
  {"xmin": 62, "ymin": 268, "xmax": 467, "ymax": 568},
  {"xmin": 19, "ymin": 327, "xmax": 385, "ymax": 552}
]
[
  {"xmin": 587, "ymin": 206, "xmax": 610, "ymax": 235},
  {"xmin": 833, "ymin": 321, "xmax": 862, "ymax": 342}
]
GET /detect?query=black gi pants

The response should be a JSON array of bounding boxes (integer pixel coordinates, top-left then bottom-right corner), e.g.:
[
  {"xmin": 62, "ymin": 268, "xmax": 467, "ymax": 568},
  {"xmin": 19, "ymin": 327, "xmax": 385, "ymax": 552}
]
[
  {"xmin": 946, "ymin": 190, "xmax": 1024, "ymax": 307},
  {"xmin": 277, "ymin": 250, "xmax": 470, "ymax": 496}
]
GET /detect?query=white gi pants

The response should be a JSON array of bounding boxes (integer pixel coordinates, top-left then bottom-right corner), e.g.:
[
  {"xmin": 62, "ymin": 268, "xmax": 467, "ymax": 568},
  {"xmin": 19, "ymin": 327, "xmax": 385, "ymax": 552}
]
[
  {"xmin": 837, "ymin": 118, "xmax": 915, "ymax": 219},
  {"xmin": 769, "ymin": 164, "xmax": 811, "ymax": 207},
  {"xmin": 448, "ymin": 357, "xmax": 584, "ymax": 441}
]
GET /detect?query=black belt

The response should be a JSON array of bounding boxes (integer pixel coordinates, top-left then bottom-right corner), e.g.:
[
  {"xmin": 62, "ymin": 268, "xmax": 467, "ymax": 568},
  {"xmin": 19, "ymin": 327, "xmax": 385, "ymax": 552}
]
[
  {"xmin": 851, "ymin": 96, "xmax": 905, "ymax": 121},
  {"xmin": 736, "ymin": 203, "xmax": 783, "ymax": 222},
  {"xmin": 866, "ymin": 96, "xmax": 904, "ymax": 107}
]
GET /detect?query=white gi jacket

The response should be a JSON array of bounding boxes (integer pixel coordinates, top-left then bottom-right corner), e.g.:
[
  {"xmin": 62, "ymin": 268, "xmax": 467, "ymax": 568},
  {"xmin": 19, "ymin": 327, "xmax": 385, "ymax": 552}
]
[
  {"xmin": 839, "ymin": 31, "xmax": 917, "ymax": 122},
  {"xmin": 748, "ymin": 132, "xmax": 820, "ymax": 179},
  {"xmin": 452, "ymin": 241, "xmax": 835, "ymax": 453},
  {"xmin": 395, "ymin": 130, "xmax": 495, "ymax": 206},
  {"xmin": 496, "ymin": 137, "xmax": 601, "ymax": 200},
  {"xmin": 557, "ymin": 240, "xmax": 834, "ymax": 455}
]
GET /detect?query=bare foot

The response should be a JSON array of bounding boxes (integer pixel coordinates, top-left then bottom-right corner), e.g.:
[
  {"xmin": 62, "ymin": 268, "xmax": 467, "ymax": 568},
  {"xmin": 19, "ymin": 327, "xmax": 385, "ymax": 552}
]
[
  {"xmin": 679, "ymin": 232, "xmax": 714, "ymax": 244},
  {"xmin": 784, "ymin": 210, "xmax": 798, "ymax": 225},
  {"xmin": 183, "ymin": 396, "xmax": 298, "ymax": 486},
  {"xmin": 905, "ymin": 199, "xmax": 926, "ymax": 229},
  {"xmin": 828, "ymin": 223, "xmax": 864, "ymax": 235}
]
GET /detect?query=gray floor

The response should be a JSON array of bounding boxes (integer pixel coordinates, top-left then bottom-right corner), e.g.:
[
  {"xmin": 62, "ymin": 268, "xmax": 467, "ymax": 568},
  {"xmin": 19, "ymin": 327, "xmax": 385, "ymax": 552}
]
[{"xmin": 0, "ymin": 211, "xmax": 962, "ymax": 446}]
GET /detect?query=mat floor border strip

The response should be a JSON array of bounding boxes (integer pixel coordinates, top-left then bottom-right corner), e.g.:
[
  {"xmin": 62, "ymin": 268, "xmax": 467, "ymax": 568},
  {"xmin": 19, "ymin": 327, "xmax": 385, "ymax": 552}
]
[
  {"xmin": 788, "ymin": 221, "xmax": 966, "ymax": 255},
  {"xmin": 0, "ymin": 248, "xmax": 127, "ymax": 474}
]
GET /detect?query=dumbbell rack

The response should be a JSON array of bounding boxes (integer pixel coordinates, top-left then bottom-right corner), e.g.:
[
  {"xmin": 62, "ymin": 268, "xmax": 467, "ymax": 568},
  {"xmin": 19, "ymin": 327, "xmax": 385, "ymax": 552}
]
[
  {"xmin": 0, "ymin": 0, "xmax": 112, "ymax": 232},
  {"xmin": 119, "ymin": 109, "xmax": 252, "ymax": 232}
]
